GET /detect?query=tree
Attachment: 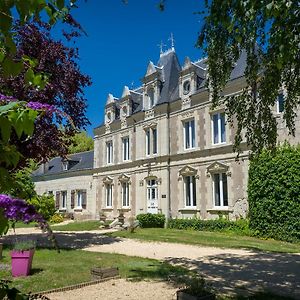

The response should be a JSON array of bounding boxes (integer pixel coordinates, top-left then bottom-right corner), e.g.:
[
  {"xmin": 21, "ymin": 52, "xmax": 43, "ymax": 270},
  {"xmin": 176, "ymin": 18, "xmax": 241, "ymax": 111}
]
[
  {"xmin": 1, "ymin": 22, "xmax": 91, "ymax": 167},
  {"xmin": 198, "ymin": 0, "xmax": 299, "ymax": 154},
  {"xmin": 68, "ymin": 130, "xmax": 94, "ymax": 154}
]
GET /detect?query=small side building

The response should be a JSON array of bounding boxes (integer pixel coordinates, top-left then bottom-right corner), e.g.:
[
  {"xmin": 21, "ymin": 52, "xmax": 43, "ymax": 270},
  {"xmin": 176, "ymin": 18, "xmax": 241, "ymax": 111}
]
[{"xmin": 32, "ymin": 150, "xmax": 96, "ymax": 220}]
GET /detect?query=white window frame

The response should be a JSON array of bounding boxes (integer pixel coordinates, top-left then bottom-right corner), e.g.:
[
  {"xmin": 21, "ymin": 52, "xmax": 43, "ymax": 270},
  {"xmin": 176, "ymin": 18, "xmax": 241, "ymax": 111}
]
[
  {"xmin": 148, "ymin": 88, "xmax": 155, "ymax": 109},
  {"xmin": 105, "ymin": 184, "xmax": 113, "ymax": 208},
  {"xmin": 62, "ymin": 161, "xmax": 68, "ymax": 171},
  {"xmin": 106, "ymin": 140, "xmax": 113, "ymax": 164},
  {"xmin": 145, "ymin": 128, "xmax": 157, "ymax": 156},
  {"xmin": 184, "ymin": 175, "xmax": 196, "ymax": 208},
  {"xmin": 213, "ymin": 173, "xmax": 228, "ymax": 207},
  {"xmin": 147, "ymin": 179, "xmax": 158, "ymax": 202},
  {"xmin": 61, "ymin": 191, "xmax": 67, "ymax": 209},
  {"xmin": 212, "ymin": 112, "xmax": 226, "ymax": 145},
  {"xmin": 183, "ymin": 119, "xmax": 196, "ymax": 150},
  {"xmin": 122, "ymin": 136, "xmax": 130, "ymax": 161},
  {"xmin": 122, "ymin": 182, "xmax": 130, "ymax": 207},
  {"xmin": 277, "ymin": 93, "xmax": 285, "ymax": 114}
]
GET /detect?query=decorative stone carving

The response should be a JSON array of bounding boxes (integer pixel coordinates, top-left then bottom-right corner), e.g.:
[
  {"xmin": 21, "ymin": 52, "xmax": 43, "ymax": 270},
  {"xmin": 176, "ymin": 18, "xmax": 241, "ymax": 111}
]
[
  {"xmin": 207, "ymin": 161, "xmax": 229, "ymax": 174},
  {"xmin": 105, "ymin": 124, "xmax": 111, "ymax": 133},
  {"xmin": 102, "ymin": 176, "xmax": 113, "ymax": 185},
  {"xmin": 181, "ymin": 97, "xmax": 191, "ymax": 109},
  {"xmin": 143, "ymin": 122, "xmax": 157, "ymax": 130},
  {"xmin": 145, "ymin": 109, "xmax": 155, "ymax": 120},
  {"xmin": 121, "ymin": 119, "xmax": 127, "ymax": 129},
  {"xmin": 181, "ymin": 111, "xmax": 194, "ymax": 120},
  {"xmin": 118, "ymin": 173, "xmax": 130, "ymax": 183},
  {"xmin": 179, "ymin": 165, "xmax": 197, "ymax": 177},
  {"xmin": 139, "ymin": 180, "xmax": 144, "ymax": 186}
]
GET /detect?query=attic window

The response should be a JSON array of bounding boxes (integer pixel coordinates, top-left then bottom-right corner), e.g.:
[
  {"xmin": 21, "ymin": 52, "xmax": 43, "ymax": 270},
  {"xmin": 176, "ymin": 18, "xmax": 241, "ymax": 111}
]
[
  {"xmin": 147, "ymin": 88, "xmax": 155, "ymax": 108},
  {"xmin": 183, "ymin": 80, "xmax": 191, "ymax": 95},
  {"xmin": 62, "ymin": 161, "xmax": 68, "ymax": 171}
]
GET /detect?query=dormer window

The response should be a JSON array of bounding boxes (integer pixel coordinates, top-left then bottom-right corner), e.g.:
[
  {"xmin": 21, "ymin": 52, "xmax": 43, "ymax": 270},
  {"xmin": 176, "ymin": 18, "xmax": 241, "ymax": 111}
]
[
  {"xmin": 183, "ymin": 80, "xmax": 191, "ymax": 95},
  {"xmin": 107, "ymin": 112, "xmax": 111, "ymax": 122},
  {"xmin": 62, "ymin": 161, "xmax": 68, "ymax": 171},
  {"xmin": 148, "ymin": 88, "xmax": 155, "ymax": 108}
]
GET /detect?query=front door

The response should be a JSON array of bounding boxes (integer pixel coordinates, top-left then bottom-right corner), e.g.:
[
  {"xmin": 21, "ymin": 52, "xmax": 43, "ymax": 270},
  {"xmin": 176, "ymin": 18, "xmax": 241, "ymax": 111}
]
[{"xmin": 147, "ymin": 179, "xmax": 158, "ymax": 214}]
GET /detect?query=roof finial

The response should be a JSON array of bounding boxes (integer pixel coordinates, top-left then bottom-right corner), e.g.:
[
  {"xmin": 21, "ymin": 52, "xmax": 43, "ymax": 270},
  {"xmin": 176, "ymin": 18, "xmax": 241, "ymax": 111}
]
[
  {"xmin": 168, "ymin": 33, "xmax": 175, "ymax": 51},
  {"xmin": 157, "ymin": 40, "xmax": 166, "ymax": 54}
]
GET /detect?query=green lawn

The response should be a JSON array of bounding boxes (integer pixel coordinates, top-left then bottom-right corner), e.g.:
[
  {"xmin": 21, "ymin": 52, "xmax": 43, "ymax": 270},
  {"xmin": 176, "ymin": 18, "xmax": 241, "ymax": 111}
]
[
  {"xmin": 0, "ymin": 248, "xmax": 188, "ymax": 293},
  {"xmin": 52, "ymin": 220, "xmax": 102, "ymax": 231},
  {"xmin": 109, "ymin": 228, "xmax": 300, "ymax": 253}
]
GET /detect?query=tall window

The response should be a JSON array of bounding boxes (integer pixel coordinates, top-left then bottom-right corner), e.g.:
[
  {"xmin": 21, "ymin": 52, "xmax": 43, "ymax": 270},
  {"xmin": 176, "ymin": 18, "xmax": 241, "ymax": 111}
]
[
  {"xmin": 122, "ymin": 182, "xmax": 130, "ymax": 207},
  {"xmin": 106, "ymin": 184, "xmax": 112, "ymax": 207},
  {"xmin": 147, "ymin": 179, "xmax": 157, "ymax": 202},
  {"xmin": 145, "ymin": 128, "xmax": 157, "ymax": 155},
  {"xmin": 212, "ymin": 112, "xmax": 226, "ymax": 144},
  {"xmin": 277, "ymin": 93, "xmax": 285, "ymax": 113},
  {"xmin": 148, "ymin": 88, "xmax": 155, "ymax": 108},
  {"xmin": 184, "ymin": 176, "xmax": 196, "ymax": 207},
  {"xmin": 213, "ymin": 173, "xmax": 228, "ymax": 207},
  {"xmin": 122, "ymin": 136, "xmax": 130, "ymax": 161},
  {"xmin": 184, "ymin": 119, "xmax": 195, "ymax": 149},
  {"xmin": 77, "ymin": 190, "xmax": 83, "ymax": 208},
  {"xmin": 106, "ymin": 141, "xmax": 113, "ymax": 164},
  {"xmin": 61, "ymin": 191, "xmax": 67, "ymax": 209}
]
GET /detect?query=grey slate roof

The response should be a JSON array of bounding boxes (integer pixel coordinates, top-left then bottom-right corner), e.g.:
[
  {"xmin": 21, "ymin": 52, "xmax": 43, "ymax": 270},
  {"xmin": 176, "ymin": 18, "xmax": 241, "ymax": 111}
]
[
  {"xmin": 32, "ymin": 150, "xmax": 94, "ymax": 177},
  {"xmin": 94, "ymin": 49, "xmax": 247, "ymax": 131}
]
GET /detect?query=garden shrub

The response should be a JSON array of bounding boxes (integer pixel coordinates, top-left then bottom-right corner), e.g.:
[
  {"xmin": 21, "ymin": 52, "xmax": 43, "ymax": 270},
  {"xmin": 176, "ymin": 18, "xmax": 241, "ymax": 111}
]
[
  {"xmin": 50, "ymin": 213, "xmax": 64, "ymax": 224},
  {"xmin": 136, "ymin": 213, "xmax": 165, "ymax": 228},
  {"xmin": 27, "ymin": 193, "xmax": 56, "ymax": 221},
  {"xmin": 248, "ymin": 143, "xmax": 300, "ymax": 242},
  {"xmin": 168, "ymin": 217, "xmax": 250, "ymax": 235}
]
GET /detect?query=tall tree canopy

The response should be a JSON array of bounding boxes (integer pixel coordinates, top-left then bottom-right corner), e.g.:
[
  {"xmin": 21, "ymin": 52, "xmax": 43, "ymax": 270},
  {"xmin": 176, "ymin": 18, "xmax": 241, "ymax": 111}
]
[
  {"xmin": 1, "ymin": 22, "xmax": 91, "ymax": 166},
  {"xmin": 68, "ymin": 130, "xmax": 94, "ymax": 154},
  {"xmin": 198, "ymin": 0, "xmax": 299, "ymax": 154}
]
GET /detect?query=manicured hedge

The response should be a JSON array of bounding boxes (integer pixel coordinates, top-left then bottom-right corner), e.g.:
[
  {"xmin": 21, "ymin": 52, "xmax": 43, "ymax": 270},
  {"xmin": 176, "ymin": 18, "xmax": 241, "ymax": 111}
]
[
  {"xmin": 168, "ymin": 217, "xmax": 250, "ymax": 235},
  {"xmin": 136, "ymin": 213, "xmax": 165, "ymax": 228},
  {"xmin": 248, "ymin": 144, "xmax": 300, "ymax": 242}
]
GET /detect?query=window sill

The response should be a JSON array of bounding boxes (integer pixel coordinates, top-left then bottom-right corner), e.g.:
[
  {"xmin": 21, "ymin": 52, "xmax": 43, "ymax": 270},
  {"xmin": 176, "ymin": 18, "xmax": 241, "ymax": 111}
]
[
  {"xmin": 59, "ymin": 208, "xmax": 67, "ymax": 212},
  {"xmin": 211, "ymin": 142, "xmax": 227, "ymax": 147},
  {"xmin": 207, "ymin": 207, "xmax": 233, "ymax": 212},
  {"xmin": 179, "ymin": 207, "xmax": 200, "ymax": 212},
  {"xmin": 102, "ymin": 207, "xmax": 113, "ymax": 211},
  {"xmin": 118, "ymin": 207, "xmax": 131, "ymax": 212},
  {"xmin": 74, "ymin": 208, "xmax": 82, "ymax": 212}
]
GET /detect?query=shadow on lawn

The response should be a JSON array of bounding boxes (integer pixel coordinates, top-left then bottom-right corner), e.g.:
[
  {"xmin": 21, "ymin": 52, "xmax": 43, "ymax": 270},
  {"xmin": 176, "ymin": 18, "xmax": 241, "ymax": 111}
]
[
  {"xmin": 1, "ymin": 232, "xmax": 122, "ymax": 250},
  {"xmin": 164, "ymin": 252, "xmax": 300, "ymax": 299}
]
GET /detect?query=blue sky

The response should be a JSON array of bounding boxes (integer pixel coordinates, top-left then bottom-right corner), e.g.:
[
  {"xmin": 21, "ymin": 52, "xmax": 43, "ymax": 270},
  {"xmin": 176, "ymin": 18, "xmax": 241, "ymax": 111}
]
[{"xmin": 58, "ymin": 1, "xmax": 206, "ymax": 136}]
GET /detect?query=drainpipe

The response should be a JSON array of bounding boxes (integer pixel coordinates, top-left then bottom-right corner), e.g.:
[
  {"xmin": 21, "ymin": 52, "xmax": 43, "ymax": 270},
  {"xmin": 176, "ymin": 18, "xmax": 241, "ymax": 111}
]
[{"xmin": 165, "ymin": 103, "xmax": 171, "ymax": 228}]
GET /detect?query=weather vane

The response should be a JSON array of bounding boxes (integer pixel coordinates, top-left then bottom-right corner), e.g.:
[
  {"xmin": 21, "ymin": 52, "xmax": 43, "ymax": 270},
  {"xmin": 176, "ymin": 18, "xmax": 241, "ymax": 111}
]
[
  {"xmin": 157, "ymin": 40, "xmax": 166, "ymax": 54},
  {"xmin": 168, "ymin": 33, "xmax": 175, "ymax": 50}
]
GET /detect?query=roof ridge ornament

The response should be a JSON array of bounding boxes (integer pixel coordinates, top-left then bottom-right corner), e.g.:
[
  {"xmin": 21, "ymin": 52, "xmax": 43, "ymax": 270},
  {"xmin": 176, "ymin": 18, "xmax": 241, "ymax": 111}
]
[
  {"xmin": 106, "ymin": 93, "xmax": 115, "ymax": 105},
  {"xmin": 122, "ymin": 85, "xmax": 130, "ymax": 98},
  {"xmin": 168, "ymin": 33, "xmax": 175, "ymax": 51},
  {"xmin": 183, "ymin": 56, "xmax": 191, "ymax": 69},
  {"xmin": 145, "ymin": 61, "xmax": 157, "ymax": 76}
]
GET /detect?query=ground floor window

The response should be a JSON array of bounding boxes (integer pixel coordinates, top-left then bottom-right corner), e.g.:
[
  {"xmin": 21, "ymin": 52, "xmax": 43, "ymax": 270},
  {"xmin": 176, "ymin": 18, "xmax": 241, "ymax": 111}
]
[
  {"xmin": 213, "ymin": 173, "xmax": 228, "ymax": 207},
  {"xmin": 106, "ymin": 184, "xmax": 113, "ymax": 207},
  {"xmin": 184, "ymin": 176, "xmax": 196, "ymax": 207},
  {"xmin": 122, "ymin": 182, "xmax": 130, "ymax": 207},
  {"xmin": 61, "ymin": 191, "xmax": 67, "ymax": 209}
]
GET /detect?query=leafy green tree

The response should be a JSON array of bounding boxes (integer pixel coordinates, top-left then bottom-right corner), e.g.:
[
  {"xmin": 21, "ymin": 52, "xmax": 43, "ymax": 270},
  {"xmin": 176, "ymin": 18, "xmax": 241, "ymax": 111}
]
[
  {"xmin": 198, "ymin": 0, "xmax": 299, "ymax": 154},
  {"xmin": 68, "ymin": 131, "xmax": 94, "ymax": 154}
]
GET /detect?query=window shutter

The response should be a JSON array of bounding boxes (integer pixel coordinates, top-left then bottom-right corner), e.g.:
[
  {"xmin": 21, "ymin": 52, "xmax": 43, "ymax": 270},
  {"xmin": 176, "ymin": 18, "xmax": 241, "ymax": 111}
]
[
  {"xmin": 55, "ymin": 192, "xmax": 60, "ymax": 209},
  {"xmin": 71, "ymin": 190, "xmax": 75, "ymax": 209},
  {"xmin": 82, "ymin": 190, "xmax": 87, "ymax": 209}
]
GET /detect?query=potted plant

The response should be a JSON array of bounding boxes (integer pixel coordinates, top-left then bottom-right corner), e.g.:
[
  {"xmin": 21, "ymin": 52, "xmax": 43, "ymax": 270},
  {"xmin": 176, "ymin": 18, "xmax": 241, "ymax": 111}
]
[
  {"xmin": 177, "ymin": 275, "xmax": 215, "ymax": 300},
  {"xmin": 10, "ymin": 240, "xmax": 36, "ymax": 277}
]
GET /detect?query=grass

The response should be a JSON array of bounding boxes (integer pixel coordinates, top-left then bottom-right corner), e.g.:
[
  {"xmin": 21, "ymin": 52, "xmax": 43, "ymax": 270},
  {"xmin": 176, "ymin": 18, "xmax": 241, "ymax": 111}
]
[
  {"xmin": 109, "ymin": 228, "xmax": 300, "ymax": 253},
  {"xmin": 0, "ymin": 248, "xmax": 189, "ymax": 293},
  {"xmin": 11, "ymin": 222, "xmax": 38, "ymax": 228},
  {"xmin": 52, "ymin": 220, "xmax": 102, "ymax": 231}
]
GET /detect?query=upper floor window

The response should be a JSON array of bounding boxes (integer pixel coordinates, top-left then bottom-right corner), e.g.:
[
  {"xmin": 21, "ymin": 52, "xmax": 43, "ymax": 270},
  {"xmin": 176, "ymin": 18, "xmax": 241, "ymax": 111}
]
[
  {"xmin": 106, "ymin": 141, "xmax": 113, "ymax": 164},
  {"xmin": 184, "ymin": 119, "xmax": 195, "ymax": 149},
  {"xmin": 145, "ymin": 128, "xmax": 157, "ymax": 156},
  {"xmin": 184, "ymin": 175, "xmax": 196, "ymax": 207},
  {"xmin": 277, "ymin": 93, "xmax": 285, "ymax": 113},
  {"xmin": 122, "ymin": 136, "xmax": 130, "ymax": 161},
  {"xmin": 212, "ymin": 112, "xmax": 226, "ymax": 145},
  {"xmin": 62, "ymin": 161, "xmax": 68, "ymax": 171},
  {"xmin": 106, "ymin": 184, "xmax": 112, "ymax": 207},
  {"xmin": 122, "ymin": 182, "xmax": 130, "ymax": 207},
  {"xmin": 213, "ymin": 173, "xmax": 228, "ymax": 207}
]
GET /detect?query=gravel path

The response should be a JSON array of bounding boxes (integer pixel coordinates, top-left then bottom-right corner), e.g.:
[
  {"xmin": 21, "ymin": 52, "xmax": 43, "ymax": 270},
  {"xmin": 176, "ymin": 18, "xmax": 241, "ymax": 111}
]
[
  {"xmin": 4, "ymin": 227, "xmax": 300, "ymax": 299},
  {"xmin": 48, "ymin": 279, "xmax": 178, "ymax": 300}
]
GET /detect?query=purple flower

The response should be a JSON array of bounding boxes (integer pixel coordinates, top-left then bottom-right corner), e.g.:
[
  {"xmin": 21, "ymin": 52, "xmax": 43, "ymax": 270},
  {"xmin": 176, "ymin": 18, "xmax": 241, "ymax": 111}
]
[
  {"xmin": 0, "ymin": 194, "xmax": 58, "ymax": 251},
  {"xmin": 26, "ymin": 101, "xmax": 56, "ymax": 112},
  {"xmin": 0, "ymin": 93, "xmax": 16, "ymax": 103}
]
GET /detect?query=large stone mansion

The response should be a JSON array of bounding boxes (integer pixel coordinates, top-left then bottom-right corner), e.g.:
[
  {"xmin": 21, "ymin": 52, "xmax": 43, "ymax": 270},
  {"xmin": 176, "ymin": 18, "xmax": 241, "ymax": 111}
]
[{"xmin": 33, "ymin": 47, "xmax": 297, "ymax": 221}]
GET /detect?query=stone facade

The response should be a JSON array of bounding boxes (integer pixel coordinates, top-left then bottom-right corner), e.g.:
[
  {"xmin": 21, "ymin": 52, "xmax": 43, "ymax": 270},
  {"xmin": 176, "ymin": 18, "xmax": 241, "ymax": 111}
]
[{"xmin": 33, "ymin": 48, "xmax": 299, "ymax": 221}]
